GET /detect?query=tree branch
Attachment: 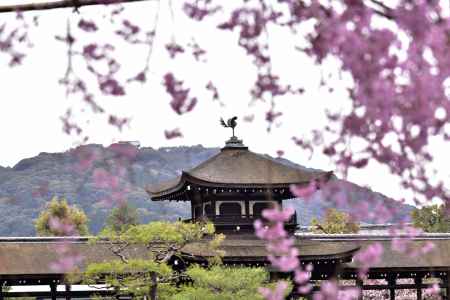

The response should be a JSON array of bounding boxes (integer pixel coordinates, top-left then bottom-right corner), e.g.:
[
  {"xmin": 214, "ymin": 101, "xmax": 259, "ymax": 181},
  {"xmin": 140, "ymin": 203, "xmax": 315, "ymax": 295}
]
[
  {"xmin": 365, "ymin": 0, "xmax": 395, "ymax": 20},
  {"xmin": 109, "ymin": 241, "xmax": 130, "ymax": 264},
  {"xmin": 0, "ymin": 0, "xmax": 156, "ymax": 14}
]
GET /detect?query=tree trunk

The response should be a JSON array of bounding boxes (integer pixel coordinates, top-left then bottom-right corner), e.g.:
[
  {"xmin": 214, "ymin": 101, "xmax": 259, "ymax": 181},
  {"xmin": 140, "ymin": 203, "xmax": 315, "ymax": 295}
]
[{"xmin": 150, "ymin": 272, "xmax": 157, "ymax": 300}]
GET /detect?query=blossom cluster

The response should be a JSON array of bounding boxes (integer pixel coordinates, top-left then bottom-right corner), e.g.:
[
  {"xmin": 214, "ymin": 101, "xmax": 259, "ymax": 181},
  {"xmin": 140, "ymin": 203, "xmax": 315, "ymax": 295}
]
[{"xmin": 254, "ymin": 205, "xmax": 313, "ymax": 299}]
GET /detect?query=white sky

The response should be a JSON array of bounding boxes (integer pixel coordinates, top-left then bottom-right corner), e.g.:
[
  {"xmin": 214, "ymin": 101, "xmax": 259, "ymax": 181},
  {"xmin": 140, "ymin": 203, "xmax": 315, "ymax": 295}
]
[{"xmin": 0, "ymin": 1, "xmax": 448, "ymax": 204}]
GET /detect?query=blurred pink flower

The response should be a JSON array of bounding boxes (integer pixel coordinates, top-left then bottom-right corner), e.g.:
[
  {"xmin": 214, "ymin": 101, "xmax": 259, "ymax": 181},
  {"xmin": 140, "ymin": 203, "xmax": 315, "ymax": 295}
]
[
  {"xmin": 108, "ymin": 143, "xmax": 138, "ymax": 160},
  {"xmin": 290, "ymin": 181, "xmax": 317, "ymax": 199},
  {"xmin": 268, "ymin": 248, "xmax": 300, "ymax": 272},
  {"xmin": 258, "ymin": 281, "xmax": 288, "ymax": 300},
  {"xmin": 254, "ymin": 220, "xmax": 287, "ymax": 241},
  {"xmin": 72, "ymin": 146, "xmax": 101, "ymax": 173},
  {"xmin": 165, "ymin": 128, "xmax": 183, "ymax": 139},
  {"xmin": 50, "ymin": 254, "xmax": 83, "ymax": 273},
  {"xmin": 313, "ymin": 281, "xmax": 360, "ymax": 300},
  {"xmin": 353, "ymin": 242, "xmax": 383, "ymax": 278},
  {"xmin": 49, "ymin": 217, "xmax": 76, "ymax": 236},
  {"xmin": 424, "ymin": 283, "xmax": 441, "ymax": 299},
  {"xmin": 262, "ymin": 206, "xmax": 295, "ymax": 222},
  {"xmin": 92, "ymin": 168, "xmax": 119, "ymax": 189}
]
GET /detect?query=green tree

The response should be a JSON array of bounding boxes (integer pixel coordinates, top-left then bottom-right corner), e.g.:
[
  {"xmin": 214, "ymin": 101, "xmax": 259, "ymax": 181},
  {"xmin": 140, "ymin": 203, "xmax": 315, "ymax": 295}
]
[
  {"xmin": 105, "ymin": 202, "xmax": 139, "ymax": 232},
  {"xmin": 171, "ymin": 265, "xmax": 281, "ymax": 300},
  {"xmin": 83, "ymin": 221, "xmax": 225, "ymax": 300},
  {"xmin": 411, "ymin": 204, "xmax": 450, "ymax": 233},
  {"xmin": 35, "ymin": 197, "xmax": 89, "ymax": 236},
  {"xmin": 310, "ymin": 208, "xmax": 360, "ymax": 234}
]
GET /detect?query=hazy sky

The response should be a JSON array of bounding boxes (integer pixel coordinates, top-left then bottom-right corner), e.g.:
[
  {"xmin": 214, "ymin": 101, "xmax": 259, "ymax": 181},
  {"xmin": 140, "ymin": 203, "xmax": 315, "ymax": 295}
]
[{"xmin": 0, "ymin": 1, "xmax": 448, "ymax": 204}]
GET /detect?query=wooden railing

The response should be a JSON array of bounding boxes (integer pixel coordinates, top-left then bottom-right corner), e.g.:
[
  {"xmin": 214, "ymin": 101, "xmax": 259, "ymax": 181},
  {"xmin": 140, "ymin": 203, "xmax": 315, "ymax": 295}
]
[{"xmin": 188, "ymin": 211, "xmax": 297, "ymax": 225}]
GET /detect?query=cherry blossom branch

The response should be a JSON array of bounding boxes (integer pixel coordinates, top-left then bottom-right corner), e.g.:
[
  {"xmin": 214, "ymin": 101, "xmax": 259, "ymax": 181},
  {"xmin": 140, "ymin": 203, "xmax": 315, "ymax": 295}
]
[
  {"xmin": 366, "ymin": 0, "xmax": 393, "ymax": 12},
  {"xmin": 0, "ymin": 0, "xmax": 157, "ymax": 14}
]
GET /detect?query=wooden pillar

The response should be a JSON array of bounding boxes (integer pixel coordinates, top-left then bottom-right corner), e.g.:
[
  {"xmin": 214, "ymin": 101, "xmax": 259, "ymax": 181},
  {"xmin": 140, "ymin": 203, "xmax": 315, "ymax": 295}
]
[
  {"xmin": 190, "ymin": 201, "xmax": 195, "ymax": 220},
  {"xmin": 50, "ymin": 282, "xmax": 57, "ymax": 300},
  {"xmin": 388, "ymin": 277, "xmax": 396, "ymax": 300},
  {"xmin": 245, "ymin": 199, "xmax": 250, "ymax": 218},
  {"xmin": 65, "ymin": 283, "xmax": 71, "ymax": 300},
  {"xmin": 445, "ymin": 272, "xmax": 450, "ymax": 300},
  {"xmin": 415, "ymin": 277, "xmax": 422, "ymax": 300},
  {"xmin": 356, "ymin": 278, "xmax": 363, "ymax": 300},
  {"xmin": 211, "ymin": 199, "xmax": 216, "ymax": 220}
]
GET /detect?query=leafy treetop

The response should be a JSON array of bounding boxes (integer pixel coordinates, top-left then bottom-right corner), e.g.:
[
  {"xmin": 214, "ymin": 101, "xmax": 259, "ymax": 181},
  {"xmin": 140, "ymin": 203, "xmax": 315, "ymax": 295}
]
[
  {"xmin": 310, "ymin": 208, "xmax": 360, "ymax": 234},
  {"xmin": 171, "ymin": 265, "xmax": 287, "ymax": 300},
  {"xmin": 84, "ymin": 220, "xmax": 223, "ymax": 299},
  {"xmin": 411, "ymin": 204, "xmax": 450, "ymax": 233},
  {"xmin": 35, "ymin": 196, "xmax": 89, "ymax": 236},
  {"xmin": 105, "ymin": 201, "xmax": 140, "ymax": 232}
]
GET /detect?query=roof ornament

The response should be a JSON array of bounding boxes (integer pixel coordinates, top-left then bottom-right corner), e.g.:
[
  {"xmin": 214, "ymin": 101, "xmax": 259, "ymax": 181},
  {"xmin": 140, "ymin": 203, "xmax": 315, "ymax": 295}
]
[
  {"xmin": 220, "ymin": 116, "xmax": 247, "ymax": 149},
  {"xmin": 220, "ymin": 116, "xmax": 238, "ymax": 137}
]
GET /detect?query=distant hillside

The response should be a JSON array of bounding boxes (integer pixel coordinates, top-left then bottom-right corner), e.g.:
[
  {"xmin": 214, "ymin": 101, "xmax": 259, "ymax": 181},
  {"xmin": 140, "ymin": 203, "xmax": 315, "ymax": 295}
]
[{"xmin": 0, "ymin": 144, "xmax": 413, "ymax": 236}]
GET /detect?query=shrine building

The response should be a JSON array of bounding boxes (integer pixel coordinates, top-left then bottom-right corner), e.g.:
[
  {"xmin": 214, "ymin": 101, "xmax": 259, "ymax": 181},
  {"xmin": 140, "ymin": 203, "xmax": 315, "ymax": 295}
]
[{"xmin": 0, "ymin": 125, "xmax": 450, "ymax": 299}]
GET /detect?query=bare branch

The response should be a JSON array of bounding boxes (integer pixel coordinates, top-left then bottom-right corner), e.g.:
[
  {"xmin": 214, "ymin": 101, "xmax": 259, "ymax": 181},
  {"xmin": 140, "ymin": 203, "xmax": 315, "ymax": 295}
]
[
  {"xmin": 365, "ymin": 0, "xmax": 395, "ymax": 20},
  {"xmin": 108, "ymin": 241, "xmax": 130, "ymax": 264},
  {"xmin": 367, "ymin": 0, "xmax": 393, "ymax": 12},
  {"xmin": 0, "ymin": 0, "xmax": 156, "ymax": 14}
]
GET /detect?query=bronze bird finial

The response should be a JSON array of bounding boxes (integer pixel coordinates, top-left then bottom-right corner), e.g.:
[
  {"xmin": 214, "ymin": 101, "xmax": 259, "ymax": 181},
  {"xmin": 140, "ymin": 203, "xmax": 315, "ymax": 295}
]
[{"xmin": 220, "ymin": 116, "xmax": 238, "ymax": 137}]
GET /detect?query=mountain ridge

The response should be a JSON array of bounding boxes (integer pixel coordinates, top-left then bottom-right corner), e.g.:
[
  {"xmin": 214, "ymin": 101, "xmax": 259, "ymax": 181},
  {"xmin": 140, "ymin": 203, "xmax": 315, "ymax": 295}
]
[{"xmin": 0, "ymin": 144, "xmax": 412, "ymax": 236}]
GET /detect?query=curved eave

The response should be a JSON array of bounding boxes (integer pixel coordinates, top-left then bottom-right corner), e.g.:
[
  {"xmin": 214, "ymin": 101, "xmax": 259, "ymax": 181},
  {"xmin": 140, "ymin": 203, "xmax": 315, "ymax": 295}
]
[
  {"xmin": 146, "ymin": 175, "xmax": 188, "ymax": 201},
  {"xmin": 147, "ymin": 171, "xmax": 334, "ymax": 201},
  {"xmin": 180, "ymin": 240, "xmax": 359, "ymax": 262}
]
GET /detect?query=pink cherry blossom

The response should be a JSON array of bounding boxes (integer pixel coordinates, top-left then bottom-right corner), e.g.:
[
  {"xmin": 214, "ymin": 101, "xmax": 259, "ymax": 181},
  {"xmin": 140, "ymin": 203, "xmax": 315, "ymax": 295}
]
[
  {"xmin": 262, "ymin": 206, "xmax": 295, "ymax": 222},
  {"xmin": 50, "ymin": 252, "xmax": 83, "ymax": 273},
  {"xmin": 290, "ymin": 181, "xmax": 317, "ymax": 199},
  {"xmin": 49, "ymin": 217, "xmax": 76, "ymax": 236},
  {"xmin": 313, "ymin": 281, "xmax": 360, "ymax": 300},
  {"xmin": 424, "ymin": 283, "xmax": 441, "ymax": 299},
  {"xmin": 258, "ymin": 281, "xmax": 288, "ymax": 300},
  {"xmin": 353, "ymin": 242, "xmax": 383, "ymax": 278},
  {"xmin": 92, "ymin": 168, "xmax": 119, "ymax": 189},
  {"xmin": 164, "ymin": 128, "xmax": 183, "ymax": 140}
]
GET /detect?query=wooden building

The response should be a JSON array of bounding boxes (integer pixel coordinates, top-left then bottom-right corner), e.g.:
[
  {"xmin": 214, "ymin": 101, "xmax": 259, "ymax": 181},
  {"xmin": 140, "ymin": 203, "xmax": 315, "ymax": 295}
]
[
  {"xmin": 147, "ymin": 135, "xmax": 332, "ymax": 234},
  {"xmin": 0, "ymin": 134, "xmax": 449, "ymax": 299}
]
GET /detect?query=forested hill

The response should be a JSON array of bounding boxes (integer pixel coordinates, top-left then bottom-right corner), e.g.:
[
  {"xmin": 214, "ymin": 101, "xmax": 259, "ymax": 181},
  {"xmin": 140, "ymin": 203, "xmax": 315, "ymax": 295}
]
[{"xmin": 0, "ymin": 144, "xmax": 412, "ymax": 236}]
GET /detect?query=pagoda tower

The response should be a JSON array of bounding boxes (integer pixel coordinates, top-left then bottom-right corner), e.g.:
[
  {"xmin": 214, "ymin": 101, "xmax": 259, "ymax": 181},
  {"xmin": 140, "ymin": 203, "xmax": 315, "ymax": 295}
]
[{"xmin": 147, "ymin": 119, "xmax": 333, "ymax": 234}]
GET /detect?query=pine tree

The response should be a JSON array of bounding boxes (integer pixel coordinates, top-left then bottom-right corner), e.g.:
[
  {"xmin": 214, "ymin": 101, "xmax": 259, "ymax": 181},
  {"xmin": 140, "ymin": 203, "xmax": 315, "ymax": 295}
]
[{"xmin": 105, "ymin": 202, "xmax": 139, "ymax": 232}]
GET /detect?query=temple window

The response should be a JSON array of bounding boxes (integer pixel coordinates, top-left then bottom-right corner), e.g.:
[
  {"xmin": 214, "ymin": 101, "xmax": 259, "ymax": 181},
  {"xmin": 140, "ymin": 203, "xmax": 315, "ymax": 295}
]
[
  {"xmin": 194, "ymin": 205, "xmax": 203, "ymax": 218},
  {"xmin": 218, "ymin": 202, "xmax": 244, "ymax": 216},
  {"xmin": 204, "ymin": 203, "xmax": 213, "ymax": 216},
  {"xmin": 250, "ymin": 201, "xmax": 276, "ymax": 216}
]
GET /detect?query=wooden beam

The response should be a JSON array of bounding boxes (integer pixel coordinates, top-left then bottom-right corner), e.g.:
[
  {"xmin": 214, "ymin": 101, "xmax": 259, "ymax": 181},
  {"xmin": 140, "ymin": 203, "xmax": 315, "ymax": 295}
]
[
  {"xmin": 446, "ymin": 272, "xmax": 450, "ymax": 300},
  {"xmin": 3, "ymin": 290, "xmax": 117, "ymax": 297},
  {"xmin": 50, "ymin": 282, "xmax": 57, "ymax": 300},
  {"xmin": 65, "ymin": 283, "xmax": 71, "ymax": 300},
  {"xmin": 388, "ymin": 277, "xmax": 396, "ymax": 300},
  {"xmin": 355, "ymin": 278, "xmax": 363, "ymax": 300},
  {"xmin": 245, "ymin": 198, "xmax": 249, "ymax": 218},
  {"xmin": 414, "ymin": 277, "xmax": 422, "ymax": 300},
  {"xmin": 0, "ymin": 0, "xmax": 155, "ymax": 14}
]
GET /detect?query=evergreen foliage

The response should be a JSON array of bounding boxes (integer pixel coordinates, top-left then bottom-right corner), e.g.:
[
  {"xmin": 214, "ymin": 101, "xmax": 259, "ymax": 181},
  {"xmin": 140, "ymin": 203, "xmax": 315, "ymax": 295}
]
[
  {"xmin": 171, "ymin": 265, "xmax": 274, "ymax": 300},
  {"xmin": 83, "ymin": 221, "xmax": 224, "ymax": 299},
  {"xmin": 411, "ymin": 204, "xmax": 450, "ymax": 233},
  {"xmin": 105, "ymin": 202, "xmax": 139, "ymax": 232},
  {"xmin": 34, "ymin": 196, "xmax": 89, "ymax": 236},
  {"xmin": 310, "ymin": 208, "xmax": 360, "ymax": 234}
]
